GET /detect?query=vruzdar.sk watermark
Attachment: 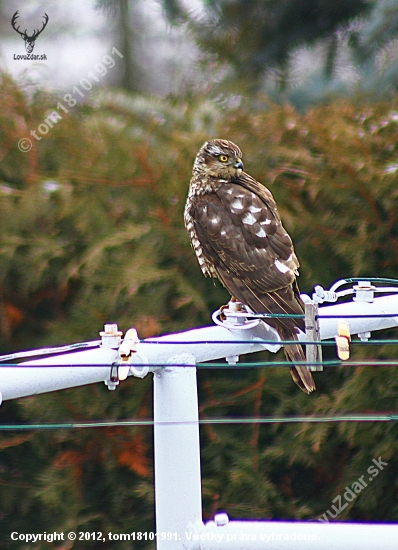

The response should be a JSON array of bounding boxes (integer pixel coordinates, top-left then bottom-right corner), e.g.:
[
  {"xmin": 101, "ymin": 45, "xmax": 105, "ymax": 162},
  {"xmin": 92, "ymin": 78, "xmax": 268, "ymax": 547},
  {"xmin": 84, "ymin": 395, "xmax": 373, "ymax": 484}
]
[
  {"xmin": 17, "ymin": 47, "xmax": 123, "ymax": 153},
  {"xmin": 318, "ymin": 456, "xmax": 388, "ymax": 522}
]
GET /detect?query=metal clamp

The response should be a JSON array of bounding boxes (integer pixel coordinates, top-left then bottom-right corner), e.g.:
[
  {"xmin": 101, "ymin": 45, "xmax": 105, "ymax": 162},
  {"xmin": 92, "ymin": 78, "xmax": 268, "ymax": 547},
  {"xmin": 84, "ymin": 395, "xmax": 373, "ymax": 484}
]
[
  {"xmin": 118, "ymin": 328, "xmax": 140, "ymax": 380},
  {"xmin": 101, "ymin": 325, "xmax": 148, "ymax": 389},
  {"xmin": 100, "ymin": 324, "xmax": 123, "ymax": 390},
  {"xmin": 119, "ymin": 328, "xmax": 149, "ymax": 379},
  {"xmin": 212, "ymin": 300, "xmax": 261, "ymax": 331}
]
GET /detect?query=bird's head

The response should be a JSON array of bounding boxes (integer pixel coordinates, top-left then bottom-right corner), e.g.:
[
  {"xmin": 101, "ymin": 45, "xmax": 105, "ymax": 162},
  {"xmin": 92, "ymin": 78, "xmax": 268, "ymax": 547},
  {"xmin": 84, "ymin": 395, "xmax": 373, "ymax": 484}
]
[{"xmin": 193, "ymin": 139, "xmax": 244, "ymax": 178}]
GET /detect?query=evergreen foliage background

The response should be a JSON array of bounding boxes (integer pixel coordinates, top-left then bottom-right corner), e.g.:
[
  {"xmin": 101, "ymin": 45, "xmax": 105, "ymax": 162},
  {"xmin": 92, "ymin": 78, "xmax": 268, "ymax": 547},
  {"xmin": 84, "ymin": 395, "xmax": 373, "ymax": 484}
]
[{"xmin": 1, "ymin": 0, "xmax": 398, "ymax": 547}]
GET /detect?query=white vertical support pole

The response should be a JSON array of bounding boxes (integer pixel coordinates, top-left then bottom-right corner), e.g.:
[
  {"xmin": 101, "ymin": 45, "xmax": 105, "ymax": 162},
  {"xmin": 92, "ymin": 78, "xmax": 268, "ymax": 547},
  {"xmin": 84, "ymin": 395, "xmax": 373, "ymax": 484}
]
[{"xmin": 153, "ymin": 355, "xmax": 202, "ymax": 549}]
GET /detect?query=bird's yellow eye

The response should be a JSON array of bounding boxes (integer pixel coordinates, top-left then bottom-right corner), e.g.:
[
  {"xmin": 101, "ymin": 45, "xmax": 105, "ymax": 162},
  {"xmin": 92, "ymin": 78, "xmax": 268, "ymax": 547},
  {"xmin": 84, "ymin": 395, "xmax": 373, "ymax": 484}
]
[{"xmin": 219, "ymin": 154, "xmax": 229, "ymax": 162}]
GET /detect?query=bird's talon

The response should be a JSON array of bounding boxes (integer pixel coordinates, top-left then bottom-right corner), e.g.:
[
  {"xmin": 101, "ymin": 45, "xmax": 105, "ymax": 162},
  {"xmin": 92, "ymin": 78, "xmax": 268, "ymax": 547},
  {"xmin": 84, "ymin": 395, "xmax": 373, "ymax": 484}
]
[{"xmin": 219, "ymin": 303, "xmax": 229, "ymax": 320}]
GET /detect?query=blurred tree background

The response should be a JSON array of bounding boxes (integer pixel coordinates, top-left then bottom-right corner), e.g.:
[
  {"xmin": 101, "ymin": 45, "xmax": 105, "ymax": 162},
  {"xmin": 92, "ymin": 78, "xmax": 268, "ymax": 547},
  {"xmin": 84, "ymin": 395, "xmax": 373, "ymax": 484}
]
[{"xmin": 1, "ymin": 0, "xmax": 398, "ymax": 548}]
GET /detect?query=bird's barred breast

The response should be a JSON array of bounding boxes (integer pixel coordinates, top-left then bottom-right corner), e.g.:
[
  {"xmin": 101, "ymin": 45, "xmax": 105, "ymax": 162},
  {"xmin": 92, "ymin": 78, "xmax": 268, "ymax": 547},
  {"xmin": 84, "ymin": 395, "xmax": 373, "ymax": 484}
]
[
  {"xmin": 184, "ymin": 180, "xmax": 219, "ymax": 277},
  {"xmin": 185, "ymin": 179, "xmax": 299, "ymax": 288}
]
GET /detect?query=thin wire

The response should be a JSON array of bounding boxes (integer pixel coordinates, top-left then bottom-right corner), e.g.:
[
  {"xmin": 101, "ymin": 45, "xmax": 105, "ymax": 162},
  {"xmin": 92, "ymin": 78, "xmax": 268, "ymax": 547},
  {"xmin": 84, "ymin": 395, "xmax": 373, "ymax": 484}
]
[
  {"xmin": 330, "ymin": 277, "xmax": 398, "ymax": 293},
  {"xmin": 350, "ymin": 339, "xmax": 398, "ymax": 345},
  {"xmin": 1, "ymin": 359, "xmax": 398, "ymax": 368},
  {"xmin": 0, "ymin": 414, "xmax": 397, "ymax": 430},
  {"xmin": 1, "ymin": 339, "xmax": 397, "ymax": 368},
  {"xmin": 139, "ymin": 339, "xmax": 398, "ymax": 345},
  {"xmin": 0, "ymin": 341, "xmax": 101, "ymax": 363},
  {"xmin": 346, "ymin": 277, "xmax": 398, "ymax": 283},
  {"xmin": 318, "ymin": 314, "xmax": 398, "ymax": 319},
  {"xmin": 0, "ymin": 310, "xmax": 396, "ymax": 364},
  {"xmin": 141, "ymin": 339, "xmax": 309, "ymax": 345},
  {"xmin": 229, "ymin": 313, "xmax": 398, "ymax": 319},
  {"xmin": 1, "ymin": 341, "xmax": 398, "ymax": 369},
  {"xmin": 197, "ymin": 360, "xmax": 398, "ymax": 368},
  {"xmin": 0, "ymin": 283, "xmax": 396, "ymax": 432},
  {"xmin": 334, "ymin": 277, "xmax": 398, "ymax": 289},
  {"xmin": 211, "ymin": 312, "xmax": 398, "ymax": 320}
]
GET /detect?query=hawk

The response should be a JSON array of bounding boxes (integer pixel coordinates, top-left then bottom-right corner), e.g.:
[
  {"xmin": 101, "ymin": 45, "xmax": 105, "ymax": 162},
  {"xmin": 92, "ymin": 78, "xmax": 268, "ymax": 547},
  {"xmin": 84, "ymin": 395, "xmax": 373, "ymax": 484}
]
[{"xmin": 184, "ymin": 139, "xmax": 315, "ymax": 393}]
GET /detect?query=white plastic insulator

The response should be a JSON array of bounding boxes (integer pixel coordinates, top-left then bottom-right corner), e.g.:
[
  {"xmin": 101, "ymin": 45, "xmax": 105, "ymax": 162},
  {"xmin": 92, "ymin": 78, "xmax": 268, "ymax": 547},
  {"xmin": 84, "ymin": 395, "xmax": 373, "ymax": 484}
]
[
  {"xmin": 312, "ymin": 285, "xmax": 338, "ymax": 304},
  {"xmin": 129, "ymin": 365, "xmax": 150, "ymax": 379},
  {"xmin": 101, "ymin": 323, "xmax": 122, "ymax": 336},
  {"xmin": 353, "ymin": 282, "xmax": 375, "ymax": 303},
  {"xmin": 228, "ymin": 300, "xmax": 241, "ymax": 312},
  {"xmin": 100, "ymin": 323, "xmax": 123, "ymax": 348},
  {"xmin": 214, "ymin": 513, "xmax": 229, "ymax": 526},
  {"xmin": 212, "ymin": 309, "xmax": 260, "ymax": 331},
  {"xmin": 129, "ymin": 350, "xmax": 150, "ymax": 379}
]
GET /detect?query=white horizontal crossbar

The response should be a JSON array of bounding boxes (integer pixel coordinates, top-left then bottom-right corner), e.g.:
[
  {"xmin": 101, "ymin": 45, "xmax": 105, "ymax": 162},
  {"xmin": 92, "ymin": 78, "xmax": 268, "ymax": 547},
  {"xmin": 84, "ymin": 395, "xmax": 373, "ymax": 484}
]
[{"xmin": 0, "ymin": 293, "xmax": 397, "ymax": 402}]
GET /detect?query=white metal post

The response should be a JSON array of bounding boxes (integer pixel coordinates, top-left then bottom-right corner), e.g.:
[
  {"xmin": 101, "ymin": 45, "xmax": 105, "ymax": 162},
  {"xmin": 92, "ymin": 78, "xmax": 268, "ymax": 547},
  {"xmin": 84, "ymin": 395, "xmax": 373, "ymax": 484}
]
[
  {"xmin": 153, "ymin": 355, "xmax": 203, "ymax": 550},
  {"xmin": 200, "ymin": 519, "xmax": 398, "ymax": 549},
  {"xmin": 0, "ymin": 347, "xmax": 118, "ymax": 403},
  {"xmin": 1, "ymin": 289, "xmax": 398, "ymax": 549}
]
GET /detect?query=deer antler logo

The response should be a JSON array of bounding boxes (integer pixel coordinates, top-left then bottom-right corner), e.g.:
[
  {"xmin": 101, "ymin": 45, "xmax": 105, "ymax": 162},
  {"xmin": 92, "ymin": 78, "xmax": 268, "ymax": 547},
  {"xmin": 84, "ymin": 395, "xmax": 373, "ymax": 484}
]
[{"xmin": 11, "ymin": 11, "xmax": 49, "ymax": 53}]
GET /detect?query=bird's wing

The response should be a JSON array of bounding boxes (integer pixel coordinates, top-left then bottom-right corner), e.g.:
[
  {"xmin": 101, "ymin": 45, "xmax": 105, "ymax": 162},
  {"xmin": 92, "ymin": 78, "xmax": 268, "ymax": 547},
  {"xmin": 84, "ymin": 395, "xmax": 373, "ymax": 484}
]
[{"xmin": 190, "ymin": 176, "xmax": 304, "ymax": 330}]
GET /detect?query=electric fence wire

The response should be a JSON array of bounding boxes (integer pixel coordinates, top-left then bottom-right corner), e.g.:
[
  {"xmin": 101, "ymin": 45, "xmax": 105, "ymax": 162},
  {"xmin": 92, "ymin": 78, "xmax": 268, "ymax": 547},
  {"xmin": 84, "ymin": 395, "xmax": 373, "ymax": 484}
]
[
  {"xmin": 0, "ymin": 340, "xmax": 101, "ymax": 364},
  {"xmin": 1, "ymin": 276, "xmax": 397, "ymax": 430},
  {"xmin": 0, "ymin": 360, "xmax": 398, "ymax": 368},
  {"xmin": 1, "ymin": 337, "xmax": 398, "ymax": 366},
  {"xmin": 1, "ymin": 414, "xmax": 398, "ymax": 431}
]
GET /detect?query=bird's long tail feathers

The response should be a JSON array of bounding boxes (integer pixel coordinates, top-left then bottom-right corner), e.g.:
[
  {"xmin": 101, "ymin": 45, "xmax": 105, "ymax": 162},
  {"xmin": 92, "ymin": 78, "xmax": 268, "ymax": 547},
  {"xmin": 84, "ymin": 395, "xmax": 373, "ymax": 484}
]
[{"xmin": 279, "ymin": 328, "xmax": 316, "ymax": 394}]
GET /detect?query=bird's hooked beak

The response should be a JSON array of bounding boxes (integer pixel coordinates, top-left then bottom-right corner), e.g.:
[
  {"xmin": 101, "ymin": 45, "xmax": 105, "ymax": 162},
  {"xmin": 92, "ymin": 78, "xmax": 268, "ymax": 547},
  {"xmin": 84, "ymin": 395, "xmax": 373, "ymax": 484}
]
[{"xmin": 234, "ymin": 158, "xmax": 244, "ymax": 170}]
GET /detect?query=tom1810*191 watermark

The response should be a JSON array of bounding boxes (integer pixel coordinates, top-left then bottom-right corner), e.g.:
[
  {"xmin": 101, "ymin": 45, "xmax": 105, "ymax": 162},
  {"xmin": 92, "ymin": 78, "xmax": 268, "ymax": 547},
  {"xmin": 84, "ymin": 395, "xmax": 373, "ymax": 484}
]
[{"xmin": 17, "ymin": 47, "xmax": 123, "ymax": 153}]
